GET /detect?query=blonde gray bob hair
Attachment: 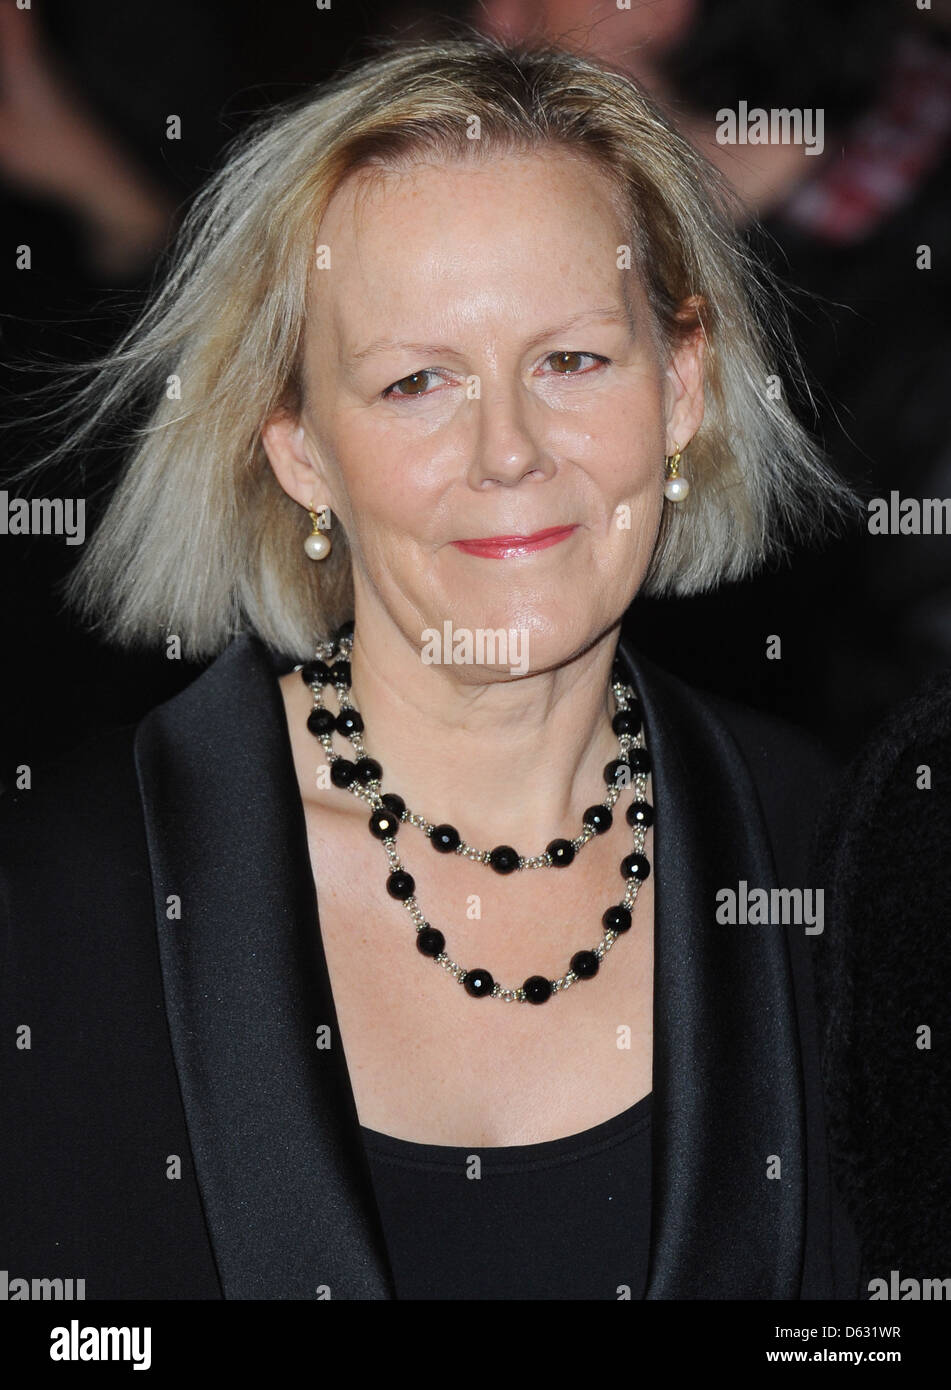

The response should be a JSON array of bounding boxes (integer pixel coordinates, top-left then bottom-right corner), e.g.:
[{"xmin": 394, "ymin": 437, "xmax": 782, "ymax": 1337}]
[{"xmin": 33, "ymin": 35, "xmax": 858, "ymax": 660}]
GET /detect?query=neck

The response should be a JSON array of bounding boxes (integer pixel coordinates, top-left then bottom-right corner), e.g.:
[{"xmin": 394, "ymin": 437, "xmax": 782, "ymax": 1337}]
[{"xmin": 339, "ymin": 613, "xmax": 624, "ymax": 848}]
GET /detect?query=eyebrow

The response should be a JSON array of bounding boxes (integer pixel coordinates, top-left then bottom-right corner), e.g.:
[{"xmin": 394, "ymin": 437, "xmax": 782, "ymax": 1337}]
[{"xmin": 346, "ymin": 306, "xmax": 634, "ymax": 366}]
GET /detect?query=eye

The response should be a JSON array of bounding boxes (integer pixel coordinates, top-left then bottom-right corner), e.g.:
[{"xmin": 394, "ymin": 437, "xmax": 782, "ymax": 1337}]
[
  {"xmin": 543, "ymin": 352, "xmax": 608, "ymax": 376},
  {"xmin": 381, "ymin": 369, "xmax": 443, "ymax": 400}
]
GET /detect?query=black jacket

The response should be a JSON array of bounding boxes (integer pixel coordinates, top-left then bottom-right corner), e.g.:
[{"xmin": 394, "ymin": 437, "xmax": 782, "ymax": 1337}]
[{"xmin": 0, "ymin": 632, "xmax": 861, "ymax": 1299}]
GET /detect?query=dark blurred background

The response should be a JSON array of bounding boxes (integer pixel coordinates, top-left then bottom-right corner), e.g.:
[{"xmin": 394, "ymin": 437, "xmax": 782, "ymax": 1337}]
[{"xmin": 2, "ymin": 0, "xmax": 949, "ymax": 779}]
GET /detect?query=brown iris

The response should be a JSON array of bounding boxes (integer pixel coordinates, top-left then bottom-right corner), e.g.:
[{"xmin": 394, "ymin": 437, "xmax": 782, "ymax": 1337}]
[
  {"xmin": 392, "ymin": 372, "xmax": 429, "ymax": 395},
  {"xmin": 550, "ymin": 351, "xmax": 586, "ymax": 372}
]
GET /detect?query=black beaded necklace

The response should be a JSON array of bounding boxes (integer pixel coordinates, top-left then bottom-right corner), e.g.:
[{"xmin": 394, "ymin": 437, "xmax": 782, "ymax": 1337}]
[{"xmin": 300, "ymin": 622, "xmax": 654, "ymax": 1004}]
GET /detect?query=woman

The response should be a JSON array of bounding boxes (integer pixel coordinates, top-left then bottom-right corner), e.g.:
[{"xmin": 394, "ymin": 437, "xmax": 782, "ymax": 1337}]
[{"xmin": 0, "ymin": 37, "xmax": 863, "ymax": 1300}]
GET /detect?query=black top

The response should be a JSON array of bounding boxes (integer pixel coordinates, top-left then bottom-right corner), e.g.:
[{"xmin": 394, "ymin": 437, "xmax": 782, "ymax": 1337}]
[
  {"xmin": 360, "ymin": 1094, "xmax": 652, "ymax": 1301},
  {"xmin": 0, "ymin": 632, "xmax": 864, "ymax": 1298}
]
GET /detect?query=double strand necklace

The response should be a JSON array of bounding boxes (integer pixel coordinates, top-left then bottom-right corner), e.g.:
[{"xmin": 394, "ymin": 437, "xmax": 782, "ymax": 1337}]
[{"xmin": 299, "ymin": 622, "xmax": 653, "ymax": 1004}]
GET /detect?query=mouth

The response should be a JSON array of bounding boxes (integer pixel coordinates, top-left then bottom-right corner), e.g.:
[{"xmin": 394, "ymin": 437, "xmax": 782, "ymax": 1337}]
[{"xmin": 451, "ymin": 525, "xmax": 578, "ymax": 559}]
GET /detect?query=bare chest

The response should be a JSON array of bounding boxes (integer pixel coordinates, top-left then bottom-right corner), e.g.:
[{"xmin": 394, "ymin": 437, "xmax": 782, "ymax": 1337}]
[{"xmin": 302, "ymin": 802, "xmax": 654, "ymax": 1146}]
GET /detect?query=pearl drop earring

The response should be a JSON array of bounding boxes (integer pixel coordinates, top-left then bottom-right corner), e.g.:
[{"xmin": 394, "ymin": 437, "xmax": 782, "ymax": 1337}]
[
  {"xmin": 304, "ymin": 506, "xmax": 332, "ymax": 560},
  {"xmin": 664, "ymin": 448, "xmax": 690, "ymax": 502}
]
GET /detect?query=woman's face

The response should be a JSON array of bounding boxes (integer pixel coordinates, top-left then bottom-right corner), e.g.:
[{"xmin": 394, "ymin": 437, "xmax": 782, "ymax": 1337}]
[{"xmin": 264, "ymin": 146, "xmax": 704, "ymax": 674}]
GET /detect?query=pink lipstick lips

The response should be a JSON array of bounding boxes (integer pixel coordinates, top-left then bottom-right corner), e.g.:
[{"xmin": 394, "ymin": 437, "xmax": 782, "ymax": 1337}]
[{"xmin": 451, "ymin": 525, "xmax": 577, "ymax": 559}]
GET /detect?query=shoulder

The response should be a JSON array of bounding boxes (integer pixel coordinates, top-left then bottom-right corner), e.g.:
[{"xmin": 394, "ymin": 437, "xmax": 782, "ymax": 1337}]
[
  {"xmin": 623, "ymin": 638, "xmax": 843, "ymax": 784},
  {"xmin": 0, "ymin": 717, "xmax": 174, "ymax": 1113},
  {"xmin": 623, "ymin": 641, "xmax": 845, "ymax": 882},
  {"xmin": 700, "ymin": 683, "xmax": 846, "ymax": 859},
  {"xmin": 702, "ymin": 685, "xmax": 845, "ymax": 787},
  {"xmin": 0, "ymin": 722, "xmax": 160, "ymax": 1077},
  {"xmin": 701, "ymin": 689, "xmax": 844, "ymax": 893},
  {"xmin": 0, "ymin": 721, "xmax": 156, "ymax": 1000},
  {"xmin": 0, "ymin": 634, "xmax": 280, "ymax": 861},
  {"xmin": 0, "ymin": 720, "xmax": 142, "ymax": 870}
]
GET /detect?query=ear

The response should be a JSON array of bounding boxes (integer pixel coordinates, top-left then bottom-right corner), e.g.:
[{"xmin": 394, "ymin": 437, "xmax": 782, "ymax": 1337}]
[
  {"xmin": 261, "ymin": 407, "xmax": 336, "ymax": 513},
  {"xmin": 662, "ymin": 298, "xmax": 706, "ymax": 454}
]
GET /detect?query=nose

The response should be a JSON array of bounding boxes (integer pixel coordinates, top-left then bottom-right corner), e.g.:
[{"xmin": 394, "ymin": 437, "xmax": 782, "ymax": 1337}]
[{"xmin": 467, "ymin": 375, "xmax": 554, "ymax": 488}]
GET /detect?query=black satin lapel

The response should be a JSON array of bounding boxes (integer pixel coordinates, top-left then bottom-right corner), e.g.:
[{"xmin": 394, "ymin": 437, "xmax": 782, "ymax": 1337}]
[
  {"xmin": 616, "ymin": 636, "xmax": 806, "ymax": 1299},
  {"xmin": 133, "ymin": 634, "xmax": 394, "ymax": 1300}
]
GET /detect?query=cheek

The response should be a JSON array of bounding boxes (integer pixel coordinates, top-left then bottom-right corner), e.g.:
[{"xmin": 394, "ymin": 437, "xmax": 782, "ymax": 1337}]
[
  {"xmin": 323, "ymin": 413, "xmax": 448, "ymax": 555},
  {"xmin": 576, "ymin": 383, "xmax": 667, "ymax": 557},
  {"xmin": 551, "ymin": 381, "xmax": 666, "ymax": 501}
]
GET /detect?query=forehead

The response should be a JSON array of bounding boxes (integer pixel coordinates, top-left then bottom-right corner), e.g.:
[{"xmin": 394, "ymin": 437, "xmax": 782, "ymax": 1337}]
[
  {"xmin": 322, "ymin": 143, "xmax": 627, "ymax": 234},
  {"xmin": 315, "ymin": 148, "xmax": 634, "ymax": 294},
  {"xmin": 308, "ymin": 147, "xmax": 642, "ymax": 329}
]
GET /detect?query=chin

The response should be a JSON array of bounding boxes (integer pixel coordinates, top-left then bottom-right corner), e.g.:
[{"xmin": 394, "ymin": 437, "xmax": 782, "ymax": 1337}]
[{"xmin": 414, "ymin": 602, "xmax": 609, "ymax": 679}]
